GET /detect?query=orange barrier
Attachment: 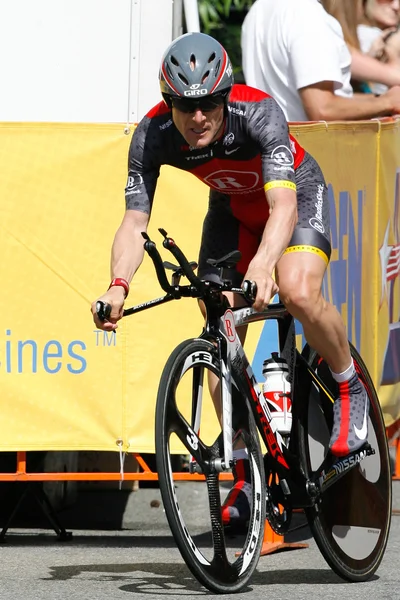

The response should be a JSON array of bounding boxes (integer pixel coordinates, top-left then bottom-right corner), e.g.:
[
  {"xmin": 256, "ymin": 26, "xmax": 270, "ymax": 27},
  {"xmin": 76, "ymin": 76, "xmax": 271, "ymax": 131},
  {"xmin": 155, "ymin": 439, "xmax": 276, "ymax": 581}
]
[
  {"xmin": 260, "ymin": 519, "xmax": 309, "ymax": 556},
  {"xmin": 0, "ymin": 447, "xmax": 397, "ymax": 548},
  {"xmin": 0, "ymin": 451, "xmax": 232, "ymax": 482},
  {"xmin": 0, "ymin": 451, "xmax": 233, "ymax": 541}
]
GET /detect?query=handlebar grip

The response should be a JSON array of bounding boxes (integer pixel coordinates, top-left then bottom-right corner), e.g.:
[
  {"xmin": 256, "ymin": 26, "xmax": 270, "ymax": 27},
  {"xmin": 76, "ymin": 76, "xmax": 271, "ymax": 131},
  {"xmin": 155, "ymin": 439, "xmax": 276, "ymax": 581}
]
[
  {"xmin": 242, "ymin": 280, "xmax": 257, "ymax": 304},
  {"xmin": 96, "ymin": 301, "xmax": 112, "ymax": 322}
]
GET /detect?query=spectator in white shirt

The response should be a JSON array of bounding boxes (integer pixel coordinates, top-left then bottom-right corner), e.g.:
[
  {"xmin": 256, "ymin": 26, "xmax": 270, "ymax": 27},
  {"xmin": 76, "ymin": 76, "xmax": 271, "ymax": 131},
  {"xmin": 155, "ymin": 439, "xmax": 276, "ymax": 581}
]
[{"xmin": 241, "ymin": 0, "xmax": 400, "ymax": 121}]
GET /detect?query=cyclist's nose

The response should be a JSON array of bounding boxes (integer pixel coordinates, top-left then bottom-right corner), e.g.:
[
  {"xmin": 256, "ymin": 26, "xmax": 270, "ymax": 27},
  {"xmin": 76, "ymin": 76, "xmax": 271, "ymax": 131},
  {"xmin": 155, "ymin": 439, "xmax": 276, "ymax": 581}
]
[{"xmin": 192, "ymin": 108, "xmax": 206, "ymax": 123}]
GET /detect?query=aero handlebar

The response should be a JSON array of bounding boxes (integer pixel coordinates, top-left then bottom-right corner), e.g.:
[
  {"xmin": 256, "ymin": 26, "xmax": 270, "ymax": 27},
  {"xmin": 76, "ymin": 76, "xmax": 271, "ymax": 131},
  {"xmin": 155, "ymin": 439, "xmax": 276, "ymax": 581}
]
[{"xmin": 96, "ymin": 229, "xmax": 258, "ymax": 322}]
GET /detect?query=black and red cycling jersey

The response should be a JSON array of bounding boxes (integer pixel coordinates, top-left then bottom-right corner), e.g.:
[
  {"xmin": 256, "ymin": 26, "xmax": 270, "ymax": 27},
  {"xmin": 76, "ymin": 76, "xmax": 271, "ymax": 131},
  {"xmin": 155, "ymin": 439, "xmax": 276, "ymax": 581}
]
[{"xmin": 125, "ymin": 84, "xmax": 306, "ymax": 216}]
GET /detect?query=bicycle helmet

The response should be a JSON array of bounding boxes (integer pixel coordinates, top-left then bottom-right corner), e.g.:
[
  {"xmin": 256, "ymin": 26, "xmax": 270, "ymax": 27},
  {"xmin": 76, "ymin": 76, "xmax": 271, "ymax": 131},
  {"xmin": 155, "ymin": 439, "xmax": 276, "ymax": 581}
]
[{"xmin": 159, "ymin": 32, "xmax": 234, "ymax": 108}]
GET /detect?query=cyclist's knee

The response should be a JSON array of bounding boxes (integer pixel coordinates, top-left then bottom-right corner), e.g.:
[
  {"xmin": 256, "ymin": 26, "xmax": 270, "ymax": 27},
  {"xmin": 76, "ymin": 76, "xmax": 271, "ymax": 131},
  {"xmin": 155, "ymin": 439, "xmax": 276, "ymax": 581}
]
[
  {"xmin": 198, "ymin": 298, "xmax": 207, "ymax": 319},
  {"xmin": 279, "ymin": 279, "xmax": 324, "ymax": 321}
]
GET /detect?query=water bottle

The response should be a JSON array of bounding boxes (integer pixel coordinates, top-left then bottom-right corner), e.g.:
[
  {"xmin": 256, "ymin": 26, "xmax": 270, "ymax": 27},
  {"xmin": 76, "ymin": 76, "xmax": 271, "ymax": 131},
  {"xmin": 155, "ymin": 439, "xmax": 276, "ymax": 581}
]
[{"xmin": 262, "ymin": 352, "xmax": 292, "ymax": 434}]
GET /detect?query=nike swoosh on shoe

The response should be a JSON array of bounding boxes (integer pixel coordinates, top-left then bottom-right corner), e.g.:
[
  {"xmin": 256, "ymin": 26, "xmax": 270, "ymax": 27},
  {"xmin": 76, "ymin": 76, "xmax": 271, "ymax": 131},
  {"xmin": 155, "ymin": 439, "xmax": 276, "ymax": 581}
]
[{"xmin": 353, "ymin": 400, "xmax": 368, "ymax": 440}]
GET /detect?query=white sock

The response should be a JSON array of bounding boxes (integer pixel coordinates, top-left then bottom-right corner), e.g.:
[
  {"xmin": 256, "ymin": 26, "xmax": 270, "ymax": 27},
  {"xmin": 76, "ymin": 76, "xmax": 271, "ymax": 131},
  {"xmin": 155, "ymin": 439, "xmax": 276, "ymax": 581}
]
[{"xmin": 330, "ymin": 360, "xmax": 355, "ymax": 383}]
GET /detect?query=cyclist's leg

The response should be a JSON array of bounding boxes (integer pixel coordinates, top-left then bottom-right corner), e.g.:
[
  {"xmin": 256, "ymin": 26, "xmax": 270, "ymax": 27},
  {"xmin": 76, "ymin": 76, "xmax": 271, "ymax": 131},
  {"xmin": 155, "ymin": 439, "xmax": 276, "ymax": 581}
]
[
  {"xmin": 197, "ymin": 193, "xmax": 259, "ymax": 524},
  {"xmin": 200, "ymin": 292, "xmax": 252, "ymax": 525},
  {"xmin": 276, "ymin": 155, "xmax": 369, "ymax": 457},
  {"xmin": 198, "ymin": 190, "xmax": 258, "ymax": 415}
]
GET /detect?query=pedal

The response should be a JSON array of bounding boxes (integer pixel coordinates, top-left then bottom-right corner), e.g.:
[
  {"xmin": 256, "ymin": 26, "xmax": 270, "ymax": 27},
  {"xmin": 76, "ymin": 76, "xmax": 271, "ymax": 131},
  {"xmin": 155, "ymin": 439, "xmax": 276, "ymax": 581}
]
[
  {"xmin": 318, "ymin": 443, "xmax": 375, "ymax": 491},
  {"xmin": 189, "ymin": 461, "xmax": 203, "ymax": 475},
  {"xmin": 331, "ymin": 442, "xmax": 375, "ymax": 467}
]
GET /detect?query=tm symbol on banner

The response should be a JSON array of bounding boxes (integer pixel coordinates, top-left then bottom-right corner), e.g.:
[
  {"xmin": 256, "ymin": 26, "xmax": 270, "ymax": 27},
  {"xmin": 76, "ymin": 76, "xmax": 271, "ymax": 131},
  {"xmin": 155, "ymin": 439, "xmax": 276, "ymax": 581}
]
[{"xmin": 93, "ymin": 331, "xmax": 117, "ymax": 347}]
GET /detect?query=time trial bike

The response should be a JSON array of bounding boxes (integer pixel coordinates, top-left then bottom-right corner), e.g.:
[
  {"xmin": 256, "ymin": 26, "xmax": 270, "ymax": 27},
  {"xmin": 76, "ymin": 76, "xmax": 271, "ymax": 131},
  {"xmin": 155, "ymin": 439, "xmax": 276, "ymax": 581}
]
[{"xmin": 97, "ymin": 229, "xmax": 391, "ymax": 594}]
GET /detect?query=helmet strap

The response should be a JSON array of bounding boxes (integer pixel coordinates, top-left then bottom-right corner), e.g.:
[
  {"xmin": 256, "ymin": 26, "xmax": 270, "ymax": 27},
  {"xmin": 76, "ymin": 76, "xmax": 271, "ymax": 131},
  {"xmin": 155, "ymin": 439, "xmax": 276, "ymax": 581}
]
[{"xmin": 162, "ymin": 93, "xmax": 173, "ymax": 108}]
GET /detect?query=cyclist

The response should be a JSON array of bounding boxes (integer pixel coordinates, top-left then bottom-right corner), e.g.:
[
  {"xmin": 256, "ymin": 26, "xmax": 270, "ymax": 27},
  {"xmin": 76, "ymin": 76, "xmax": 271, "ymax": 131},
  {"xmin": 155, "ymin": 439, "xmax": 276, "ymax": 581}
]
[{"xmin": 91, "ymin": 32, "xmax": 370, "ymax": 526}]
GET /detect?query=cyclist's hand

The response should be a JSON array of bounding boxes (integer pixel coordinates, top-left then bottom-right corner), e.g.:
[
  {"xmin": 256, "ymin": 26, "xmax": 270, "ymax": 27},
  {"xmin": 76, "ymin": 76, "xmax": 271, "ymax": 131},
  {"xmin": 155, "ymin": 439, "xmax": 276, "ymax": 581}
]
[
  {"xmin": 91, "ymin": 287, "xmax": 126, "ymax": 331},
  {"xmin": 243, "ymin": 268, "xmax": 279, "ymax": 311}
]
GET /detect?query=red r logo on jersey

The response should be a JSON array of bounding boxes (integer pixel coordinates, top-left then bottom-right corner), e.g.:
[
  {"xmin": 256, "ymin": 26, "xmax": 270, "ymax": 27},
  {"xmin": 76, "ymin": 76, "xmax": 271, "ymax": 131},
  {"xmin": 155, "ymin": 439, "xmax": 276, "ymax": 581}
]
[{"xmin": 204, "ymin": 170, "xmax": 260, "ymax": 192}]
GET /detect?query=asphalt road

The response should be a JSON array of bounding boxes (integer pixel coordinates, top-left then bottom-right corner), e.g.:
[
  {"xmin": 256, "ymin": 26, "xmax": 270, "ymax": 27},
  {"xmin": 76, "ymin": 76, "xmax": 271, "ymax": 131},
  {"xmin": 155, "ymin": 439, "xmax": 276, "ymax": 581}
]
[{"xmin": 0, "ymin": 479, "xmax": 399, "ymax": 600}]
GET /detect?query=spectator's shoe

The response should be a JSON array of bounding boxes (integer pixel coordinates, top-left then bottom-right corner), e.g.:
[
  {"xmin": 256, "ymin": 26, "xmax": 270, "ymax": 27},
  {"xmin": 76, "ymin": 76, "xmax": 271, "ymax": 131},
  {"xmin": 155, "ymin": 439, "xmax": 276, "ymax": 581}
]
[
  {"xmin": 221, "ymin": 458, "xmax": 251, "ymax": 527},
  {"xmin": 329, "ymin": 372, "xmax": 370, "ymax": 457}
]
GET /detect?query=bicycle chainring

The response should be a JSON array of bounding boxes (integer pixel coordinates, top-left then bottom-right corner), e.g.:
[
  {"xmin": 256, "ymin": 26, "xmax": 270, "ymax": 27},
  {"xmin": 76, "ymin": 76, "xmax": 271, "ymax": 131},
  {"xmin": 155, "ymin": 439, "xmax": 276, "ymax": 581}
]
[{"xmin": 265, "ymin": 459, "xmax": 293, "ymax": 535}]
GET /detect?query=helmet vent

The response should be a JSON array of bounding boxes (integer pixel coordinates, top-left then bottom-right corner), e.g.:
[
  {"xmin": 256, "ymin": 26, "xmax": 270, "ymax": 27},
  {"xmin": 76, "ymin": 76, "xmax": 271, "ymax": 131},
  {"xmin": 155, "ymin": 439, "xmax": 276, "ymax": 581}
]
[
  {"xmin": 170, "ymin": 55, "xmax": 179, "ymax": 66},
  {"xmin": 166, "ymin": 64, "xmax": 174, "ymax": 80},
  {"xmin": 215, "ymin": 59, "xmax": 221, "ymax": 77},
  {"xmin": 208, "ymin": 52, "xmax": 216, "ymax": 63},
  {"xmin": 190, "ymin": 54, "xmax": 196, "ymax": 71},
  {"xmin": 201, "ymin": 71, "xmax": 210, "ymax": 84},
  {"xmin": 178, "ymin": 72, "xmax": 189, "ymax": 85}
]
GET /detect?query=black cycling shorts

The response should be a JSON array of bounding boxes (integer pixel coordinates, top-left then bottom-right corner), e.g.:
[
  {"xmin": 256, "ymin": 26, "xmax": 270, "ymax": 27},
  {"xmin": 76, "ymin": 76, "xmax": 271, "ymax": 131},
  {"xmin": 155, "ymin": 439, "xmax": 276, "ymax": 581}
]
[{"xmin": 198, "ymin": 152, "xmax": 331, "ymax": 286}]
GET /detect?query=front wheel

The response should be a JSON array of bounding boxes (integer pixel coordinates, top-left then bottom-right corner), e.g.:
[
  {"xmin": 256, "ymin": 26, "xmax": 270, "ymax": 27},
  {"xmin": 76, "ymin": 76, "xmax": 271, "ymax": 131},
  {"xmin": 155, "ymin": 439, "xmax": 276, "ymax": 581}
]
[
  {"xmin": 298, "ymin": 342, "xmax": 392, "ymax": 581},
  {"xmin": 155, "ymin": 338, "xmax": 266, "ymax": 593}
]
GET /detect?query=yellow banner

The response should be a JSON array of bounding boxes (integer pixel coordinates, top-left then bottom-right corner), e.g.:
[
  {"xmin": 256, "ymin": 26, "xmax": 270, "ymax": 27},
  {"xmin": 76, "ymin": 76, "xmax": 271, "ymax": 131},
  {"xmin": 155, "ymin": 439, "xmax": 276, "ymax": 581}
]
[
  {"xmin": 0, "ymin": 123, "xmax": 264, "ymax": 452},
  {"xmin": 290, "ymin": 120, "xmax": 400, "ymax": 426},
  {"xmin": 375, "ymin": 122, "xmax": 400, "ymax": 425},
  {"xmin": 0, "ymin": 119, "xmax": 398, "ymax": 453}
]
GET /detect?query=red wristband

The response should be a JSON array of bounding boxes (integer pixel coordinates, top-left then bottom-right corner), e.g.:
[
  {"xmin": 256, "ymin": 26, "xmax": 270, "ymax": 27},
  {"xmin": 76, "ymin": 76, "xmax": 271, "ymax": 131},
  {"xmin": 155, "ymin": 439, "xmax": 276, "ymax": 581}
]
[{"xmin": 108, "ymin": 277, "xmax": 130, "ymax": 298}]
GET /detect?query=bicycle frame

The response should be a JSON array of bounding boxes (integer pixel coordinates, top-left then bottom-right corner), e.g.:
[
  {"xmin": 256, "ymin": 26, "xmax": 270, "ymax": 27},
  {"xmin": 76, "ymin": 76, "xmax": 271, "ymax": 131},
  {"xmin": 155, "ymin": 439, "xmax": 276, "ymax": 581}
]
[
  {"xmin": 97, "ymin": 229, "xmax": 374, "ymax": 506},
  {"xmin": 203, "ymin": 300, "xmax": 291, "ymax": 472},
  {"xmin": 210, "ymin": 302, "xmax": 374, "ymax": 504}
]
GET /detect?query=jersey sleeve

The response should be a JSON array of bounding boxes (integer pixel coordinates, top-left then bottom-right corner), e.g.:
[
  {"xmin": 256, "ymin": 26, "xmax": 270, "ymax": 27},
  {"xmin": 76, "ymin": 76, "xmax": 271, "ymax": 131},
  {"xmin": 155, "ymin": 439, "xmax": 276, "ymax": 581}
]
[
  {"xmin": 247, "ymin": 97, "xmax": 297, "ymax": 194},
  {"xmin": 125, "ymin": 116, "xmax": 161, "ymax": 213}
]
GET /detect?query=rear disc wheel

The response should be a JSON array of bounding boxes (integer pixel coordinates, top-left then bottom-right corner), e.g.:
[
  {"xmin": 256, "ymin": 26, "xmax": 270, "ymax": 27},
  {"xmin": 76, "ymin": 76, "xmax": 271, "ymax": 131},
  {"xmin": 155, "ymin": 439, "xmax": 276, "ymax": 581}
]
[{"xmin": 299, "ymin": 343, "xmax": 392, "ymax": 581}]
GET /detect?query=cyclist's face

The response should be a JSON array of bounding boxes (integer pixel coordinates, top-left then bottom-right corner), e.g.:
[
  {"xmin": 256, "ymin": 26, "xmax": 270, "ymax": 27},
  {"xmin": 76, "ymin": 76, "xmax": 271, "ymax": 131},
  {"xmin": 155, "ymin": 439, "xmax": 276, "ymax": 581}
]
[{"xmin": 172, "ymin": 104, "xmax": 225, "ymax": 148}]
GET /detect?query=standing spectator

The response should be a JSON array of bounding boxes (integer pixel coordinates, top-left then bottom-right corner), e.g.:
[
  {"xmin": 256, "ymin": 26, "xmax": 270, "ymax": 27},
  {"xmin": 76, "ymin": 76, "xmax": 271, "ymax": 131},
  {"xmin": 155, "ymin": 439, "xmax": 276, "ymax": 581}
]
[
  {"xmin": 358, "ymin": 0, "xmax": 400, "ymax": 58},
  {"xmin": 321, "ymin": 0, "xmax": 373, "ymax": 92},
  {"xmin": 241, "ymin": 0, "xmax": 400, "ymax": 121},
  {"xmin": 358, "ymin": 0, "xmax": 400, "ymax": 93},
  {"xmin": 322, "ymin": 0, "xmax": 400, "ymax": 93}
]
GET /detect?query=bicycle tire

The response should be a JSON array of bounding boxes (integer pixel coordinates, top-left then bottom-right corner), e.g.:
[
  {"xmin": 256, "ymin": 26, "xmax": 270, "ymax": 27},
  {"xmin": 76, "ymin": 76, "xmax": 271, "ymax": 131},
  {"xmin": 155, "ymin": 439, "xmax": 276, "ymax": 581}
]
[
  {"xmin": 298, "ymin": 342, "xmax": 392, "ymax": 581},
  {"xmin": 155, "ymin": 338, "xmax": 266, "ymax": 593}
]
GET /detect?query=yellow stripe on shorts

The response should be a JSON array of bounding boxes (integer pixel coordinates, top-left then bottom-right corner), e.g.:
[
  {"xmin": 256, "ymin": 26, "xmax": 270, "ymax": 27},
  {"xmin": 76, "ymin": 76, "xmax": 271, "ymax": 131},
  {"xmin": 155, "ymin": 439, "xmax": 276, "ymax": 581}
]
[
  {"xmin": 264, "ymin": 180, "xmax": 297, "ymax": 192},
  {"xmin": 283, "ymin": 244, "xmax": 329, "ymax": 265}
]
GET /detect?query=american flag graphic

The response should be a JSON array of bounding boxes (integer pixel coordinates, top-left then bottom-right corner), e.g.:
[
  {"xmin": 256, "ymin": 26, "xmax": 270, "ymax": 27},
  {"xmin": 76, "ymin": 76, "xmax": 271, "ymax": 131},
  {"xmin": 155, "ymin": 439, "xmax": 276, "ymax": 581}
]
[
  {"xmin": 381, "ymin": 169, "xmax": 400, "ymax": 386},
  {"xmin": 386, "ymin": 245, "xmax": 400, "ymax": 282}
]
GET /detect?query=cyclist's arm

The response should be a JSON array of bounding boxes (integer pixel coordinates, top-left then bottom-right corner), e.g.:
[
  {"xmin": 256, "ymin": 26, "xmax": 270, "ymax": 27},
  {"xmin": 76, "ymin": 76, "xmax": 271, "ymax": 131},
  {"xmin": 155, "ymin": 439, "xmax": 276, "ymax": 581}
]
[
  {"xmin": 114, "ymin": 114, "xmax": 160, "ymax": 282},
  {"xmin": 244, "ymin": 187, "xmax": 297, "ymax": 311},
  {"xmin": 251, "ymin": 187, "xmax": 297, "ymax": 275},
  {"xmin": 298, "ymin": 80, "xmax": 400, "ymax": 120},
  {"xmin": 110, "ymin": 208, "xmax": 150, "ymax": 283},
  {"xmin": 244, "ymin": 97, "xmax": 298, "ymax": 307},
  {"xmin": 92, "ymin": 114, "xmax": 159, "ymax": 329},
  {"xmin": 248, "ymin": 97, "xmax": 299, "ymax": 269},
  {"xmin": 91, "ymin": 207, "xmax": 151, "ymax": 330}
]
